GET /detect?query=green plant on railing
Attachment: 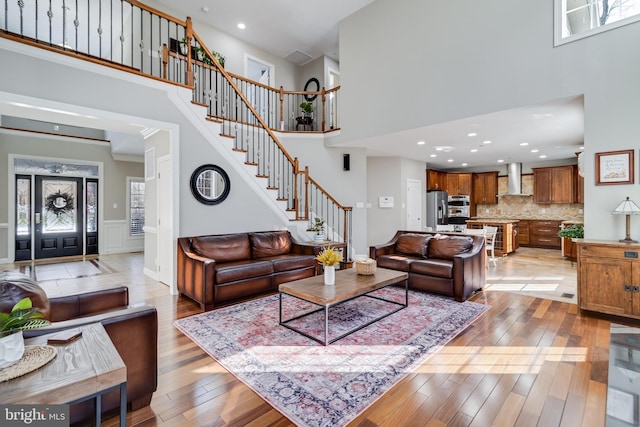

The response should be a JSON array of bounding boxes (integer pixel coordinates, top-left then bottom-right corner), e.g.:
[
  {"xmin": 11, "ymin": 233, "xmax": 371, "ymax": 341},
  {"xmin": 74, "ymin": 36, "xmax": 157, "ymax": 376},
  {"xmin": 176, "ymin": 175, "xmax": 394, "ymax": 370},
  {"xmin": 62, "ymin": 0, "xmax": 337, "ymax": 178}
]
[
  {"xmin": 194, "ymin": 46, "xmax": 225, "ymax": 68},
  {"xmin": 300, "ymin": 102, "xmax": 313, "ymax": 116},
  {"xmin": 557, "ymin": 224, "xmax": 584, "ymax": 239}
]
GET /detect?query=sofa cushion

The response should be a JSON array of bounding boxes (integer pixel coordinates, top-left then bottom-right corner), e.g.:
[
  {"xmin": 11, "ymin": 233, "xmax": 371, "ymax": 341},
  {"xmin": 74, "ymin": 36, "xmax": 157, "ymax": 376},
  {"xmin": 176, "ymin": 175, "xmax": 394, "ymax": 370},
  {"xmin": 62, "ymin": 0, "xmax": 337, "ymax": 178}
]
[
  {"xmin": 267, "ymin": 254, "xmax": 316, "ymax": 272},
  {"xmin": 410, "ymin": 259, "xmax": 453, "ymax": 278},
  {"xmin": 0, "ymin": 272, "xmax": 51, "ymax": 320},
  {"xmin": 214, "ymin": 260, "xmax": 274, "ymax": 284},
  {"xmin": 376, "ymin": 254, "xmax": 417, "ymax": 272},
  {"xmin": 192, "ymin": 234, "xmax": 250, "ymax": 263},
  {"xmin": 396, "ymin": 234, "xmax": 430, "ymax": 258},
  {"xmin": 249, "ymin": 231, "xmax": 292, "ymax": 258},
  {"xmin": 428, "ymin": 235, "xmax": 473, "ymax": 260}
]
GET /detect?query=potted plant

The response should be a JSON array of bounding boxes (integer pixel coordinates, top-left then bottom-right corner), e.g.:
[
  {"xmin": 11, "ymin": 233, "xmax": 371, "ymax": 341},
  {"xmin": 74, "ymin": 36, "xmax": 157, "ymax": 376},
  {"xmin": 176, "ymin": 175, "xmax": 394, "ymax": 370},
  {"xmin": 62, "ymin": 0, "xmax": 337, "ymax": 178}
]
[
  {"xmin": 179, "ymin": 37, "xmax": 189, "ymax": 56},
  {"xmin": 300, "ymin": 102, "xmax": 313, "ymax": 117},
  {"xmin": 557, "ymin": 224, "xmax": 584, "ymax": 239},
  {"xmin": 316, "ymin": 246, "xmax": 341, "ymax": 285},
  {"xmin": 307, "ymin": 217, "xmax": 325, "ymax": 242},
  {"xmin": 0, "ymin": 297, "xmax": 49, "ymax": 369}
]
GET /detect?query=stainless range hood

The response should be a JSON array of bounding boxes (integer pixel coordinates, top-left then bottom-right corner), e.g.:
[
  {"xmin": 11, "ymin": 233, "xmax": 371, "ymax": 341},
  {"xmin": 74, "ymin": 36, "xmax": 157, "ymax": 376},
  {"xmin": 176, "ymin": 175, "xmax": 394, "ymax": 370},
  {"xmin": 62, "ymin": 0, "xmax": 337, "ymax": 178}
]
[{"xmin": 499, "ymin": 163, "xmax": 532, "ymax": 197}]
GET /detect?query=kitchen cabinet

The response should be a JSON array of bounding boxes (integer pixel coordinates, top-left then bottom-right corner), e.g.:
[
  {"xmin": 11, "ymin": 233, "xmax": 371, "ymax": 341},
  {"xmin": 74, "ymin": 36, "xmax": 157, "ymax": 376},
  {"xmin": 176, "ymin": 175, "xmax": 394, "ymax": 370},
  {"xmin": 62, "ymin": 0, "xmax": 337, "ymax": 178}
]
[
  {"xmin": 529, "ymin": 220, "xmax": 561, "ymax": 249},
  {"xmin": 578, "ymin": 241, "xmax": 640, "ymax": 319},
  {"xmin": 575, "ymin": 168, "xmax": 584, "ymax": 204},
  {"xmin": 518, "ymin": 220, "xmax": 530, "ymax": 246},
  {"xmin": 532, "ymin": 166, "xmax": 575, "ymax": 204},
  {"xmin": 427, "ymin": 169, "xmax": 447, "ymax": 191},
  {"xmin": 446, "ymin": 173, "xmax": 472, "ymax": 196},
  {"xmin": 562, "ymin": 237, "xmax": 577, "ymax": 260},
  {"xmin": 466, "ymin": 219, "xmax": 518, "ymax": 256},
  {"xmin": 472, "ymin": 172, "xmax": 498, "ymax": 205}
]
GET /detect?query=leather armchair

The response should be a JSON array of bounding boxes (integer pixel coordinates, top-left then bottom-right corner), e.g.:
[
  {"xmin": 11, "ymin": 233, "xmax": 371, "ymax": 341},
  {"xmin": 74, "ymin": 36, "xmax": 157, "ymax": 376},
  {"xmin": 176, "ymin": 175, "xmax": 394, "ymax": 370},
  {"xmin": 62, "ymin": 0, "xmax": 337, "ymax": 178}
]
[{"xmin": 0, "ymin": 272, "xmax": 157, "ymax": 425}]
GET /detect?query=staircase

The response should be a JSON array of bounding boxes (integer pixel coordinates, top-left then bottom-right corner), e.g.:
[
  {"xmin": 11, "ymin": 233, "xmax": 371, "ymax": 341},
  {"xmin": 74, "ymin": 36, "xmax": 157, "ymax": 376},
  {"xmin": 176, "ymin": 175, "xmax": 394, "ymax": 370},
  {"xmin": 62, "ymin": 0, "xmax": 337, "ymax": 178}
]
[{"xmin": 0, "ymin": 0, "xmax": 352, "ymax": 258}]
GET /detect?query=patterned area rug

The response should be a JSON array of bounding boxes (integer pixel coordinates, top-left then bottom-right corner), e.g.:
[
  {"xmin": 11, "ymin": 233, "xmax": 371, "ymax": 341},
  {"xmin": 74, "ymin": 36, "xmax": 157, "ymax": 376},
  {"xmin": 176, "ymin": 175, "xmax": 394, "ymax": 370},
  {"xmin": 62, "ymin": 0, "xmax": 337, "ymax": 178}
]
[{"xmin": 174, "ymin": 287, "xmax": 488, "ymax": 427}]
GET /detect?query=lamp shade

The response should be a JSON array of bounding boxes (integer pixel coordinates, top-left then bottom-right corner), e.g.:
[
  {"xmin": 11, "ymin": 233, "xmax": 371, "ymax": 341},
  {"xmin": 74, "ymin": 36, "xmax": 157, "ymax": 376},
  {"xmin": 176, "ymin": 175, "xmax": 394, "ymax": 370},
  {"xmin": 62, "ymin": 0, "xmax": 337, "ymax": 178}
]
[{"xmin": 612, "ymin": 197, "xmax": 640, "ymax": 215}]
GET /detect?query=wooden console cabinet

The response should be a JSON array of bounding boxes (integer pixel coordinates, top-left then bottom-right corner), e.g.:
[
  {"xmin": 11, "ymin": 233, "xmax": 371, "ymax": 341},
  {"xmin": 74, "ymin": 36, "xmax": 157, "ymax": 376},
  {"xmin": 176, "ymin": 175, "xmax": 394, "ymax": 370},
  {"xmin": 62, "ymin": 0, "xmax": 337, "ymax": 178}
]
[{"xmin": 578, "ymin": 240, "xmax": 640, "ymax": 319}]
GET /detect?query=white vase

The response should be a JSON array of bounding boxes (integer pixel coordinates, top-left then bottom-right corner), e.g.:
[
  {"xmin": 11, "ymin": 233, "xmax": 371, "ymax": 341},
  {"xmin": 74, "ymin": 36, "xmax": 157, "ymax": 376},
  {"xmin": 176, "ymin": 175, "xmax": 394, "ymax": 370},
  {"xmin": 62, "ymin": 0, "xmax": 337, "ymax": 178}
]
[
  {"xmin": 313, "ymin": 233, "xmax": 324, "ymax": 242},
  {"xmin": 0, "ymin": 331, "xmax": 25, "ymax": 369},
  {"xmin": 324, "ymin": 265, "xmax": 335, "ymax": 286}
]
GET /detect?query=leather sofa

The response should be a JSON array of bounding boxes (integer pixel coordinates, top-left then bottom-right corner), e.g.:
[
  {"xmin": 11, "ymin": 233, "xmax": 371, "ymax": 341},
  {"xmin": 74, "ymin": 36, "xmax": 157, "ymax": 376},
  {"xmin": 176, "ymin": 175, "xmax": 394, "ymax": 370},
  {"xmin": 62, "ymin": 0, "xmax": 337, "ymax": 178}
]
[
  {"xmin": 369, "ymin": 230, "xmax": 486, "ymax": 302},
  {"xmin": 177, "ymin": 230, "xmax": 319, "ymax": 310},
  {"xmin": 0, "ymin": 271, "xmax": 157, "ymax": 425}
]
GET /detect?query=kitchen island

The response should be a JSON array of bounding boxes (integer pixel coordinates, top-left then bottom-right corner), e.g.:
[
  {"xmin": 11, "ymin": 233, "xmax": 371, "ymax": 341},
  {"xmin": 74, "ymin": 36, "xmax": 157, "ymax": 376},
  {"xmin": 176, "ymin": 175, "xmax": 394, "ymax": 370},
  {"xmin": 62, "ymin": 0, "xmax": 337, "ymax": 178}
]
[{"xmin": 466, "ymin": 219, "xmax": 520, "ymax": 256}]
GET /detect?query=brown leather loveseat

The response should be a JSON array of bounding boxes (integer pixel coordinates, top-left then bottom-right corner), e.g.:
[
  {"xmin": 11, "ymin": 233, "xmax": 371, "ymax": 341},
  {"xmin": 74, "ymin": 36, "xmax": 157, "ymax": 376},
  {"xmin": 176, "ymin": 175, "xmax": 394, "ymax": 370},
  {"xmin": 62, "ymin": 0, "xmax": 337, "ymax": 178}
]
[
  {"xmin": 0, "ymin": 271, "xmax": 157, "ymax": 425},
  {"xmin": 177, "ymin": 230, "xmax": 318, "ymax": 310},
  {"xmin": 369, "ymin": 230, "xmax": 486, "ymax": 302}
]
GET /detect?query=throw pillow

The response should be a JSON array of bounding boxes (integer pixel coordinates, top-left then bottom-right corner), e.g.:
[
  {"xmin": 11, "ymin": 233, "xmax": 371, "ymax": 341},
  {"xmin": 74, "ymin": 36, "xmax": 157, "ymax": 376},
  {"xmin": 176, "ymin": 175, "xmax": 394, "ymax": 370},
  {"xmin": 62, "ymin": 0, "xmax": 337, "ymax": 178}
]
[
  {"xmin": 396, "ymin": 234, "xmax": 430, "ymax": 258},
  {"xmin": 428, "ymin": 235, "xmax": 473, "ymax": 260}
]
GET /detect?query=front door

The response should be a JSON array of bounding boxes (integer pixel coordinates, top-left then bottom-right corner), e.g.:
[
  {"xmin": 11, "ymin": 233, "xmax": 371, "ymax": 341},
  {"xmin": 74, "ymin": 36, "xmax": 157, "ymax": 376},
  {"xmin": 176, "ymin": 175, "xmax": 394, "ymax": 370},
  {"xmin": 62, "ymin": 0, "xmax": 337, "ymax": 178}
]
[{"xmin": 34, "ymin": 176, "xmax": 84, "ymax": 259}]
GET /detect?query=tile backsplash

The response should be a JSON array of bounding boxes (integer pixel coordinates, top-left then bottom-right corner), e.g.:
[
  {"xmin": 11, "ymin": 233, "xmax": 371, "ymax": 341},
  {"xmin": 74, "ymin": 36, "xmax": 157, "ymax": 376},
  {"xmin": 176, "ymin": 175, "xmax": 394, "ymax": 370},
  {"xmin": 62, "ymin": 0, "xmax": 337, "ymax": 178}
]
[{"xmin": 475, "ymin": 175, "xmax": 584, "ymax": 221}]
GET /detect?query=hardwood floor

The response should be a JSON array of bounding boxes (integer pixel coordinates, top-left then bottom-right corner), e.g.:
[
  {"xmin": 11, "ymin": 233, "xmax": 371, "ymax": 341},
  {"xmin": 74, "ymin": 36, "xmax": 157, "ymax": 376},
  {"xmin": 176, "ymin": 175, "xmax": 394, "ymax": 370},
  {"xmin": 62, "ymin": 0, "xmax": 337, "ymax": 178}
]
[{"xmin": 0, "ymin": 248, "xmax": 628, "ymax": 426}]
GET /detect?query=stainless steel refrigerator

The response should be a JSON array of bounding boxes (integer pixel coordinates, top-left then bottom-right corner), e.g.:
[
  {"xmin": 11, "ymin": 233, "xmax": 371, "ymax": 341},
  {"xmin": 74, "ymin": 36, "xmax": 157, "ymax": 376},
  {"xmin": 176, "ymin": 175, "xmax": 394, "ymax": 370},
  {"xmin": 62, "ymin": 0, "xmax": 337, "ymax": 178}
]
[{"xmin": 426, "ymin": 190, "xmax": 448, "ymax": 229}]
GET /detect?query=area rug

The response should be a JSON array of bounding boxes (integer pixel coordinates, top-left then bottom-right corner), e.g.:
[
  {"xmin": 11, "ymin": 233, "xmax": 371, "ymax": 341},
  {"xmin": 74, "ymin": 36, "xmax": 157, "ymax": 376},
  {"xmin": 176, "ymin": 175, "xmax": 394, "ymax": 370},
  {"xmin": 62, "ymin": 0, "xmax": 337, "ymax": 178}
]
[{"xmin": 174, "ymin": 287, "xmax": 488, "ymax": 427}]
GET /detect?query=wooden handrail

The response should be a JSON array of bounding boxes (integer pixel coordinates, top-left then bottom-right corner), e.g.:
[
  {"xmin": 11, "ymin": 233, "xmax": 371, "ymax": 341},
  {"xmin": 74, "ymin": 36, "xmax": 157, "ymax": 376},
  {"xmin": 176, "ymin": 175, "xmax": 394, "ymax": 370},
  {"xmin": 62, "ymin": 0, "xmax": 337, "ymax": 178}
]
[
  {"xmin": 191, "ymin": 32, "xmax": 296, "ymax": 167},
  {"xmin": 127, "ymin": 0, "xmax": 188, "ymax": 26}
]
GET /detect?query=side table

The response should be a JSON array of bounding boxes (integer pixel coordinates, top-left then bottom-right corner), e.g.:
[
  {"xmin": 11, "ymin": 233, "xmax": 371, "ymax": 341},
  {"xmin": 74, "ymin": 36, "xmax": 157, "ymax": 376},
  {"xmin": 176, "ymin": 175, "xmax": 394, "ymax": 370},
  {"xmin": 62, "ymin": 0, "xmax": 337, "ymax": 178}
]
[{"xmin": 0, "ymin": 322, "xmax": 127, "ymax": 427}]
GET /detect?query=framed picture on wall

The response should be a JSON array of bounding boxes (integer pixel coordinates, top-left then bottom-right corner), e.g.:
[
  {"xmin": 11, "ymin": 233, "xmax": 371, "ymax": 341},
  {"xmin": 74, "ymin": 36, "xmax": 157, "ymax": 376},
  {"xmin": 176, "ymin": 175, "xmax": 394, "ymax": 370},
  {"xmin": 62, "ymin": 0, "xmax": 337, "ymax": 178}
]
[{"xmin": 596, "ymin": 149, "xmax": 634, "ymax": 185}]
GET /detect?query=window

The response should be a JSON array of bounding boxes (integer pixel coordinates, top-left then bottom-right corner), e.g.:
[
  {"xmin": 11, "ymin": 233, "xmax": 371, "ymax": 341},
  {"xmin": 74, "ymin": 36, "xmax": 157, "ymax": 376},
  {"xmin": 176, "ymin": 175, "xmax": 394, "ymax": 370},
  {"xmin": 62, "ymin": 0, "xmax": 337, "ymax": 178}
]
[
  {"xmin": 128, "ymin": 178, "xmax": 145, "ymax": 236},
  {"xmin": 556, "ymin": 0, "xmax": 640, "ymax": 45}
]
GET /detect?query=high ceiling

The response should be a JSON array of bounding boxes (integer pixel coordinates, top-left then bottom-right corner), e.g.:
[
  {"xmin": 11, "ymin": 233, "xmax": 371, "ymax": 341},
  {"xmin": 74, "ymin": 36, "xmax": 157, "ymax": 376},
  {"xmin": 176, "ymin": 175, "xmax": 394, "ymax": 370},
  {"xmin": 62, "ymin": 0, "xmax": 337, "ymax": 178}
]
[
  {"xmin": 152, "ymin": 0, "xmax": 375, "ymax": 63},
  {"xmin": 2, "ymin": 1, "xmax": 585, "ymax": 167}
]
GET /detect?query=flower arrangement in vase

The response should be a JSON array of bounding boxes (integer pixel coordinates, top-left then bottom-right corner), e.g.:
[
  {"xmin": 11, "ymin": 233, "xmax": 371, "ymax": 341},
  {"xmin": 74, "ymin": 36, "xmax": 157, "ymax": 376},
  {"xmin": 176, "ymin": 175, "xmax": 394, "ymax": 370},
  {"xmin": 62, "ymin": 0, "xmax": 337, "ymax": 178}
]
[
  {"xmin": 0, "ymin": 297, "xmax": 49, "ymax": 369},
  {"xmin": 316, "ymin": 246, "xmax": 341, "ymax": 285}
]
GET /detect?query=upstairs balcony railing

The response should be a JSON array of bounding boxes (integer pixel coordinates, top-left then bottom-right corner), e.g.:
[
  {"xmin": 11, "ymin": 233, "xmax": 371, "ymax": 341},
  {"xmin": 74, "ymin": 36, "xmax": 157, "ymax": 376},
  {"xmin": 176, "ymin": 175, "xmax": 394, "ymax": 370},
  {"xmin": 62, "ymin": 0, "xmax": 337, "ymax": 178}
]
[{"xmin": 0, "ymin": 0, "xmax": 352, "ymax": 258}]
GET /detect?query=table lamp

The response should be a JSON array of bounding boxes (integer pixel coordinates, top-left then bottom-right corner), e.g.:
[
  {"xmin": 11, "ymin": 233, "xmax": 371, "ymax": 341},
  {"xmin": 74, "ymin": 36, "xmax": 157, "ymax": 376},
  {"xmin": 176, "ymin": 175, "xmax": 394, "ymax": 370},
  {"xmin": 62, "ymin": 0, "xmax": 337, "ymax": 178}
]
[{"xmin": 612, "ymin": 197, "xmax": 640, "ymax": 243}]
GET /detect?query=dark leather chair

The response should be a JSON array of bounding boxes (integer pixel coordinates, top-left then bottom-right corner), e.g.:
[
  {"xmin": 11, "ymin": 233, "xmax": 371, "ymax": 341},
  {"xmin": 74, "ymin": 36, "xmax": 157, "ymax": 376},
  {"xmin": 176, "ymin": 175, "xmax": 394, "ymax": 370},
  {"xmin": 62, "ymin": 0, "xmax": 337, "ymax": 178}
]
[{"xmin": 0, "ymin": 271, "xmax": 157, "ymax": 425}]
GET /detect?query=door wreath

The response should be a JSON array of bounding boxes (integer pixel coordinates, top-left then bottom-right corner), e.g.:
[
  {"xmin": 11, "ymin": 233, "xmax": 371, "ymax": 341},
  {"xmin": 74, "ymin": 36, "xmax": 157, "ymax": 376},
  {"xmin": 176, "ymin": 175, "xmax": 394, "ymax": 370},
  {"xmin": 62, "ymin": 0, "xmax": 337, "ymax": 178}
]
[{"xmin": 45, "ymin": 190, "xmax": 74, "ymax": 216}]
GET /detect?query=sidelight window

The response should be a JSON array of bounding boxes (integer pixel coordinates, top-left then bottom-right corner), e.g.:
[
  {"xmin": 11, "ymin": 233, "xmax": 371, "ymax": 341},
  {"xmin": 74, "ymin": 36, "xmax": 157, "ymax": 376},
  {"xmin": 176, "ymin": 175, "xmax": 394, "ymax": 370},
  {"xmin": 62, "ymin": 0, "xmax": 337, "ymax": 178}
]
[{"xmin": 128, "ymin": 178, "xmax": 145, "ymax": 236}]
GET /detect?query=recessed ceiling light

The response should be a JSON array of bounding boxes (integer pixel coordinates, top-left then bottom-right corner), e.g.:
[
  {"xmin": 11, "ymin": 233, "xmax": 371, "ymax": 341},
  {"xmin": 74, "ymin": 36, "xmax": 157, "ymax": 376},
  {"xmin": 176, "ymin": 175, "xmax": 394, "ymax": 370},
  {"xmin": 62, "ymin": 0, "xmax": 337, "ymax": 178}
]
[
  {"xmin": 579, "ymin": 146, "xmax": 584, "ymax": 150},
  {"xmin": 483, "ymin": 140, "xmax": 492, "ymax": 144},
  {"xmin": 201, "ymin": 6, "xmax": 209, "ymax": 13},
  {"xmin": 447, "ymin": 159, "xmax": 454, "ymax": 162},
  {"xmin": 470, "ymin": 148, "xmax": 478, "ymax": 153},
  {"xmin": 497, "ymin": 159, "xmax": 504, "ymax": 163},
  {"xmin": 539, "ymin": 155, "xmax": 547, "ymax": 158},
  {"xmin": 468, "ymin": 132, "xmax": 477, "ymax": 137},
  {"xmin": 417, "ymin": 140, "xmax": 425, "ymax": 145},
  {"xmin": 237, "ymin": 22, "xmax": 246, "ymax": 29},
  {"xmin": 462, "ymin": 163, "xmax": 468, "ymax": 166},
  {"xmin": 531, "ymin": 149, "xmax": 539, "ymax": 153},
  {"xmin": 435, "ymin": 147, "xmax": 443, "ymax": 151},
  {"xmin": 430, "ymin": 154, "xmax": 437, "ymax": 158},
  {"xmin": 520, "ymin": 142, "xmax": 529, "ymax": 146}
]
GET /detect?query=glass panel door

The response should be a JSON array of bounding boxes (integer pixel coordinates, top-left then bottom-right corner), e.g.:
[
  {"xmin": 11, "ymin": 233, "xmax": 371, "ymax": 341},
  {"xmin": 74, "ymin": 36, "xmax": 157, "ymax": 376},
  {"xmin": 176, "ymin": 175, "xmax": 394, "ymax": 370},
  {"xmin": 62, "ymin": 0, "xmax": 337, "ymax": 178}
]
[
  {"xmin": 86, "ymin": 179, "xmax": 98, "ymax": 255},
  {"xmin": 34, "ymin": 176, "xmax": 84, "ymax": 259}
]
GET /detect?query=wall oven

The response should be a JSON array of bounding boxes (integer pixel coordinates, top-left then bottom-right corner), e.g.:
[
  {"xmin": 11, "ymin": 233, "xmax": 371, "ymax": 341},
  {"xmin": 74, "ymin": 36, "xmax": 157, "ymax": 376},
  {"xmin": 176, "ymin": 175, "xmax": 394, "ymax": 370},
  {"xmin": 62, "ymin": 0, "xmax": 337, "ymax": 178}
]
[{"xmin": 448, "ymin": 195, "xmax": 470, "ymax": 225}]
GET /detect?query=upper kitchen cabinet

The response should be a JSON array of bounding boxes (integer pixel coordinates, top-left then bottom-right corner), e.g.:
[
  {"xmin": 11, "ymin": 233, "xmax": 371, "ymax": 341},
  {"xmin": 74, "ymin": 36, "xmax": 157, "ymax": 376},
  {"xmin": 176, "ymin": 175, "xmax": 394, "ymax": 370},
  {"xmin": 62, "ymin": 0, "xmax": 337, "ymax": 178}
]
[
  {"xmin": 427, "ymin": 169, "xmax": 447, "ymax": 191},
  {"xmin": 446, "ymin": 173, "xmax": 472, "ymax": 195},
  {"xmin": 472, "ymin": 172, "xmax": 498, "ymax": 205},
  {"xmin": 533, "ymin": 165, "xmax": 576, "ymax": 204}
]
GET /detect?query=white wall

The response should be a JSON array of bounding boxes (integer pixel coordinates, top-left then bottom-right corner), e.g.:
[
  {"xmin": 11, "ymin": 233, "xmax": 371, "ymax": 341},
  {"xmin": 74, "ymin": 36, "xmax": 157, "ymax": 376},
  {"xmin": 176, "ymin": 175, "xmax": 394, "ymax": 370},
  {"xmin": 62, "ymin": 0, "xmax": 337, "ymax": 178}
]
[
  {"xmin": 367, "ymin": 157, "xmax": 426, "ymax": 246},
  {"xmin": 142, "ymin": 0, "xmax": 300, "ymax": 90},
  {"xmin": 340, "ymin": 0, "xmax": 640, "ymax": 241}
]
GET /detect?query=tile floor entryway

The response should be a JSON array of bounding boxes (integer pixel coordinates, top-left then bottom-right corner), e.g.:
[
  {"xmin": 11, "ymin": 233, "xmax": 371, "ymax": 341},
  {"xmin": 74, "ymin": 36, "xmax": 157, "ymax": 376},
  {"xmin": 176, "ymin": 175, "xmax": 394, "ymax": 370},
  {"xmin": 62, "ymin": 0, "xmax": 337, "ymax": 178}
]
[{"xmin": 484, "ymin": 246, "xmax": 577, "ymax": 304}]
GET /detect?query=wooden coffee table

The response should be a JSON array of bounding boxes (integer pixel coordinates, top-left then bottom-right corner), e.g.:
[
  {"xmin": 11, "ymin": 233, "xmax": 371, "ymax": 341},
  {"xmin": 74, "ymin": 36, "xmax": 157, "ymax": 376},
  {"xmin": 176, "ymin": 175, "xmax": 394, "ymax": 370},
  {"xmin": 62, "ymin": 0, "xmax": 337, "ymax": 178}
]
[{"xmin": 278, "ymin": 267, "xmax": 409, "ymax": 345}]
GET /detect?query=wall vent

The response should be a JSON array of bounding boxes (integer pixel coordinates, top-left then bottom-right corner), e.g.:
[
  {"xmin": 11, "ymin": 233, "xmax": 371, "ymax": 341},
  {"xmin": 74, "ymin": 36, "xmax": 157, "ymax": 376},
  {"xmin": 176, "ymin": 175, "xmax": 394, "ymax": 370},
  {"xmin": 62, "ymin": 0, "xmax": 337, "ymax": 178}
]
[{"xmin": 285, "ymin": 50, "xmax": 312, "ymax": 65}]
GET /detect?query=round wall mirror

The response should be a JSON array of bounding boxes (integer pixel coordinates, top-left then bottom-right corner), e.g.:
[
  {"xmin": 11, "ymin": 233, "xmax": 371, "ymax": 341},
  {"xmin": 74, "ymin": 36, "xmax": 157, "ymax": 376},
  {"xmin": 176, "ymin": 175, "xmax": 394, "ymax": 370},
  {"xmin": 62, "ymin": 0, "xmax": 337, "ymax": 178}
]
[
  {"xmin": 303, "ymin": 78, "xmax": 319, "ymax": 101},
  {"xmin": 190, "ymin": 164, "xmax": 230, "ymax": 205}
]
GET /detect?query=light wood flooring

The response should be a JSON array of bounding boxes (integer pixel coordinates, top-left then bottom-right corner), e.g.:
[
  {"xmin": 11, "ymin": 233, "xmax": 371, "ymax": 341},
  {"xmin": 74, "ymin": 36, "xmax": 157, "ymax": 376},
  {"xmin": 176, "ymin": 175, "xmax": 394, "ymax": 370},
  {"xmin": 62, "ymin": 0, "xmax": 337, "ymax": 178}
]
[{"xmin": 1, "ymin": 248, "xmax": 634, "ymax": 426}]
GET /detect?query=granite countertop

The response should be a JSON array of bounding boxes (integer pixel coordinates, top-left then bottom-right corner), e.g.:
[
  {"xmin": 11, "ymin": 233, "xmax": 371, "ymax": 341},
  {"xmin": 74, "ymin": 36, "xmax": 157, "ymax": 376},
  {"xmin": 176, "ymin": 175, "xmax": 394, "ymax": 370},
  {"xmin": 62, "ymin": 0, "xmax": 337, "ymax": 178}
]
[
  {"xmin": 470, "ymin": 216, "xmax": 584, "ymax": 222},
  {"xmin": 466, "ymin": 218, "xmax": 520, "ymax": 224}
]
